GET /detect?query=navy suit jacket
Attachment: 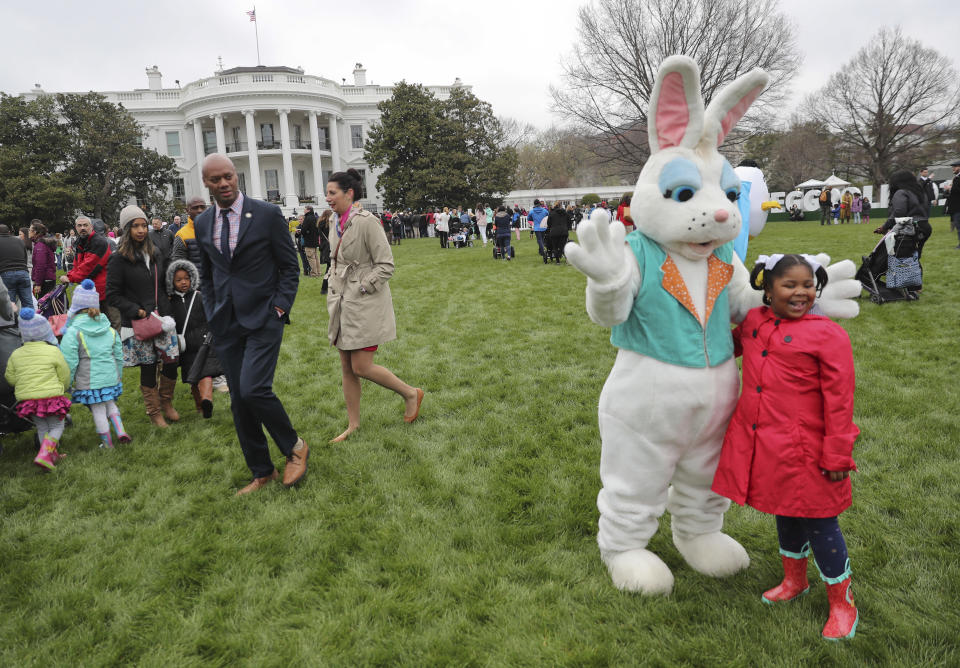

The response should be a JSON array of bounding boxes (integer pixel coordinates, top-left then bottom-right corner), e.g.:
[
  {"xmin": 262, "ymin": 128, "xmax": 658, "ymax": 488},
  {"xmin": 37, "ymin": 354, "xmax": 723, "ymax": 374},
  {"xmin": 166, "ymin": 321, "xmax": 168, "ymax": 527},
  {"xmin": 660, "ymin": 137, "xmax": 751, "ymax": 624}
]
[{"xmin": 195, "ymin": 195, "xmax": 300, "ymax": 336}]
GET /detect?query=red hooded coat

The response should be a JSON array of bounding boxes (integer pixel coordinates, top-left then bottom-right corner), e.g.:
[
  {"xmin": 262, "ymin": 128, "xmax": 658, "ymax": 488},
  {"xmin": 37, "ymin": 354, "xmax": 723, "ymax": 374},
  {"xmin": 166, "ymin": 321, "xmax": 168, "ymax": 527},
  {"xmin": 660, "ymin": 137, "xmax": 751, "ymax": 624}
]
[{"xmin": 712, "ymin": 306, "xmax": 859, "ymax": 518}]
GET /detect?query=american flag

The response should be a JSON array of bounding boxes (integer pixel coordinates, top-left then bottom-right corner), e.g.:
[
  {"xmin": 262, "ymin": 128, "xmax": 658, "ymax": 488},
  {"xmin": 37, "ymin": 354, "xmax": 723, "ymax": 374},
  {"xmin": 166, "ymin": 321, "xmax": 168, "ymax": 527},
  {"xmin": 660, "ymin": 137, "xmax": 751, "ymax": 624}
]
[{"xmin": 246, "ymin": 9, "xmax": 256, "ymax": 21}]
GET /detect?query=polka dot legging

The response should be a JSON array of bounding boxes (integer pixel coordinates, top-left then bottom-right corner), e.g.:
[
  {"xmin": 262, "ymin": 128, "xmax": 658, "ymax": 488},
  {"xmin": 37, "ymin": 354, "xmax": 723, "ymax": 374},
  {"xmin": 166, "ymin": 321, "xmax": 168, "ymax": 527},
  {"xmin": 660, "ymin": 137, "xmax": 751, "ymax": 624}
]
[{"xmin": 775, "ymin": 515, "xmax": 849, "ymax": 578}]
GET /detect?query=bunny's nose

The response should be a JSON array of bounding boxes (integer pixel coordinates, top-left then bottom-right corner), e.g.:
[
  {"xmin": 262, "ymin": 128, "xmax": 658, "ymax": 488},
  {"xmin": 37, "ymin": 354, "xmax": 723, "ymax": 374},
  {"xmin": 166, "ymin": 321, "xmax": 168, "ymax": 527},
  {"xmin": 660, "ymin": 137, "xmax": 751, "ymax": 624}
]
[{"xmin": 714, "ymin": 209, "xmax": 729, "ymax": 223}]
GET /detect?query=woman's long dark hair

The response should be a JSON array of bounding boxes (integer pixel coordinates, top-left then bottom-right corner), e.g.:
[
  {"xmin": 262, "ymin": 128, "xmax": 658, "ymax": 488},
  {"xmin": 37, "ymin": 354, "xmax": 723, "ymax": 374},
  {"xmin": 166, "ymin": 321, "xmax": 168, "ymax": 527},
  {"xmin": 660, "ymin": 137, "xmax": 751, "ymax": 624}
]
[
  {"xmin": 117, "ymin": 219, "xmax": 155, "ymax": 262},
  {"xmin": 888, "ymin": 169, "xmax": 925, "ymax": 202}
]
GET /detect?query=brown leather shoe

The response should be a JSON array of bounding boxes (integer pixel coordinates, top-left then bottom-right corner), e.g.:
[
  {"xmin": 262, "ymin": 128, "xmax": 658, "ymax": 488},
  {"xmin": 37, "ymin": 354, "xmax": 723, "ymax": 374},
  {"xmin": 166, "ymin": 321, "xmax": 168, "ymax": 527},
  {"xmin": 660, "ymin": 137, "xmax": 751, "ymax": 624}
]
[
  {"xmin": 236, "ymin": 469, "xmax": 278, "ymax": 496},
  {"xmin": 282, "ymin": 438, "xmax": 309, "ymax": 487}
]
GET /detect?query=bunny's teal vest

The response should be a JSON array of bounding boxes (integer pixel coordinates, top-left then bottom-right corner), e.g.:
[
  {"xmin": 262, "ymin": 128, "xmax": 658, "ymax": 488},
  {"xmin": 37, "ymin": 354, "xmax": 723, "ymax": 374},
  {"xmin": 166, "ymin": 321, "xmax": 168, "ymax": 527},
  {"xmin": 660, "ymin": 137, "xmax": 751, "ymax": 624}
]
[{"xmin": 611, "ymin": 232, "xmax": 734, "ymax": 368}]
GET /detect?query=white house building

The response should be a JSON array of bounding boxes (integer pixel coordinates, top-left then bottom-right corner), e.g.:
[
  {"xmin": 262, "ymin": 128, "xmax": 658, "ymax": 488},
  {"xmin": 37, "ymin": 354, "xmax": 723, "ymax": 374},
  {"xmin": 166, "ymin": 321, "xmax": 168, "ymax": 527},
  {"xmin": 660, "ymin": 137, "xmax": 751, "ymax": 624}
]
[{"xmin": 22, "ymin": 64, "xmax": 465, "ymax": 215}]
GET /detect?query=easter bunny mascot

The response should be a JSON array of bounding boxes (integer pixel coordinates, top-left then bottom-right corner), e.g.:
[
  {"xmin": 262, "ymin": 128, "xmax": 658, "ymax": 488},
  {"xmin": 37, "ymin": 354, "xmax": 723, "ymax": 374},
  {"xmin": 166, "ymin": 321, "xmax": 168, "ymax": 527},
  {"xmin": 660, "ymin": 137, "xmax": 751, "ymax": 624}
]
[{"xmin": 565, "ymin": 56, "xmax": 861, "ymax": 596}]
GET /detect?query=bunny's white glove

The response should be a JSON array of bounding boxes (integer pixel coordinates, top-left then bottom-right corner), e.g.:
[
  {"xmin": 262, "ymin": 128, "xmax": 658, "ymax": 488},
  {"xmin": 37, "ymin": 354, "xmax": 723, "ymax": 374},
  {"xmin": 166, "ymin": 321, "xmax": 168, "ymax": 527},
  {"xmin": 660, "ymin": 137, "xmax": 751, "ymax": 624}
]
[
  {"xmin": 566, "ymin": 209, "xmax": 641, "ymax": 328},
  {"xmin": 809, "ymin": 254, "xmax": 861, "ymax": 319}
]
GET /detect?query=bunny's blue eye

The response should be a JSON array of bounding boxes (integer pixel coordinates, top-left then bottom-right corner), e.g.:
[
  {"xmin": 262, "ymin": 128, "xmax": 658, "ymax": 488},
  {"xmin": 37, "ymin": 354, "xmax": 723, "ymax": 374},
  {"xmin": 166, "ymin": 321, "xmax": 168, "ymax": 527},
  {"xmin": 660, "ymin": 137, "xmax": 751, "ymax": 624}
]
[
  {"xmin": 668, "ymin": 186, "xmax": 696, "ymax": 202},
  {"xmin": 659, "ymin": 158, "xmax": 702, "ymax": 203}
]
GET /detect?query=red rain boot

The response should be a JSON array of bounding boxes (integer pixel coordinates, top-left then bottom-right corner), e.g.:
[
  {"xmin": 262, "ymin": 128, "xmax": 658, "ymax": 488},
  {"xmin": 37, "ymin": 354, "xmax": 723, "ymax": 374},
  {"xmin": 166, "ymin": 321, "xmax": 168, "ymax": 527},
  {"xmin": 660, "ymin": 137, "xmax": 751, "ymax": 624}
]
[
  {"xmin": 762, "ymin": 554, "xmax": 810, "ymax": 603},
  {"xmin": 822, "ymin": 576, "xmax": 858, "ymax": 640}
]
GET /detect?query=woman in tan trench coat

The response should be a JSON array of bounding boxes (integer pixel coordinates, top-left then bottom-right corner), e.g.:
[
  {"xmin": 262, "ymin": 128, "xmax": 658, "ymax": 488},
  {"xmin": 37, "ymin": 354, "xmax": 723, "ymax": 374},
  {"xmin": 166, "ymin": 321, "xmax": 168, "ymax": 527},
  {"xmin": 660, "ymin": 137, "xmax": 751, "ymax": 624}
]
[{"xmin": 325, "ymin": 169, "xmax": 424, "ymax": 443}]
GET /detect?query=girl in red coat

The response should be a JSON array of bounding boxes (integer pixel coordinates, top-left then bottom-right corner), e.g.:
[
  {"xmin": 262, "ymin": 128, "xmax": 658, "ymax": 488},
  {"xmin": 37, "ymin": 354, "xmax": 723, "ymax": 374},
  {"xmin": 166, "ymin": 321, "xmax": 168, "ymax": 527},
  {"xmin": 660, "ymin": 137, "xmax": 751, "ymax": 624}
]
[{"xmin": 712, "ymin": 253, "xmax": 860, "ymax": 641}]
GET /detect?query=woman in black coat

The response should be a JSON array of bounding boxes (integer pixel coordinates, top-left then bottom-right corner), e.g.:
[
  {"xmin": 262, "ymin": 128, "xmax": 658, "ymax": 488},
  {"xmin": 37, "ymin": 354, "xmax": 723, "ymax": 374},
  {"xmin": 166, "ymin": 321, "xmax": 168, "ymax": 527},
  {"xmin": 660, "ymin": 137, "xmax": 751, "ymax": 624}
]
[
  {"xmin": 106, "ymin": 205, "xmax": 180, "ymax": 427},
  {"xmin": 878, "ymin": 170, "xmax": 932, "ymax": 259},
  {"xmin": 546, "ymin": 202, "xmax": 570, "ymax": 264}
]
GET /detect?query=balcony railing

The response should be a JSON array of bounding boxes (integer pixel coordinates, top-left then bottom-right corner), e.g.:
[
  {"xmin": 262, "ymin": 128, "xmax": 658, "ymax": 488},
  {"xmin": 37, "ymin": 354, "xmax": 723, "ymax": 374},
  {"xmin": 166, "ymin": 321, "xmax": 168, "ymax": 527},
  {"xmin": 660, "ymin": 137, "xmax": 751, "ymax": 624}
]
[
  {"xmin": 258, "ymin": 140, "xmax": 281, "ymax": 150},
  {"xmin": 225, "ymin": 141, "xmax": 248, "ymax": 153},
  {"xmin": 291, "ymin": 140, "xmax": 310, "ymax": 149}
]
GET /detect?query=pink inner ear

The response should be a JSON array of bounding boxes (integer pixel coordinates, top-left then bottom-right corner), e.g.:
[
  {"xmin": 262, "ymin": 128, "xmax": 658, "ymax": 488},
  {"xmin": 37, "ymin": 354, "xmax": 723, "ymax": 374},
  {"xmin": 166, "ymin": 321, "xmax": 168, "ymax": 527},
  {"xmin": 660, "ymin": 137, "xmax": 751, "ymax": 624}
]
[
  {"xmin": 717, "ymin": 86, "xmax": 763, "ymax": 145},
  {"xmin": 656, "ymin": 71, "xmax": 690, "ymax": 149}
]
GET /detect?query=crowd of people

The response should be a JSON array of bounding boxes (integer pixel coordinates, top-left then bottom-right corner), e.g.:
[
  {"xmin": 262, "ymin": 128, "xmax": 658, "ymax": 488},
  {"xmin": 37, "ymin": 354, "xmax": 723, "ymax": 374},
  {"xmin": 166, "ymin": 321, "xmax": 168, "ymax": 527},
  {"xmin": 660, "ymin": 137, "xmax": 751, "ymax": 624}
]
[
  {"xmin": 0, "ymin": 202, "xmax": 227, "ymax": 471},
  {"xmin": 4, "ymin": 161, "xmax": 951, "ymax": 490}
]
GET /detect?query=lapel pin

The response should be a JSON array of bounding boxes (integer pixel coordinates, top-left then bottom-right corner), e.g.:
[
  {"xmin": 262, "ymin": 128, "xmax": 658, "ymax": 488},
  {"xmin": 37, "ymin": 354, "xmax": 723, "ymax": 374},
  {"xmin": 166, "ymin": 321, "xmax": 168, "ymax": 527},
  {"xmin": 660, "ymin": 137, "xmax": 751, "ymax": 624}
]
[{"xmin": 245, "ymin": 212, "xmax": 252, "ymax": 218}]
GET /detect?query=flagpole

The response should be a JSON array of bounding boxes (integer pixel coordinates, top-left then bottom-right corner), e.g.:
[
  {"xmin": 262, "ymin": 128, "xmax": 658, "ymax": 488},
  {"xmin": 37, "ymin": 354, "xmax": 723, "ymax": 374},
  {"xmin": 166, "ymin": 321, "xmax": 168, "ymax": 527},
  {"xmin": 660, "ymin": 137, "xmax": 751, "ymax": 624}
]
[{"xmin": 253, "ymin": 6, "xmax": 261, "ymax": 65}]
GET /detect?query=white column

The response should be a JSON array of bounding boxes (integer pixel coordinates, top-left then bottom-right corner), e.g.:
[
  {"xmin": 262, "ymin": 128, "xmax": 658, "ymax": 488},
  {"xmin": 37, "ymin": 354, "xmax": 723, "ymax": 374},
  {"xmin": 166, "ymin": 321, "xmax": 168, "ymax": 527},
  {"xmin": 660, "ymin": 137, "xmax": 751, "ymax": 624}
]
[
  {"xmin": 213, "ymin": 113, "xmax": 226, "ymax": 154},
  {"xmin": 242, "ymin": 109, "xmax": 262, "ymax": 199},
  {"xmin": 327, "ymin": 114, "xmax": 341, "ymax": 172},
  {"xmin": 278, "ymin": 108, "xmax": 297, "ymax": 208},
  {"xmin": 308, "ymin": 111, "xmax": 322, "ymax": 203},
  {"xmin": 191, "ymin": 120, "xmax": 206, "ymax": 196}
]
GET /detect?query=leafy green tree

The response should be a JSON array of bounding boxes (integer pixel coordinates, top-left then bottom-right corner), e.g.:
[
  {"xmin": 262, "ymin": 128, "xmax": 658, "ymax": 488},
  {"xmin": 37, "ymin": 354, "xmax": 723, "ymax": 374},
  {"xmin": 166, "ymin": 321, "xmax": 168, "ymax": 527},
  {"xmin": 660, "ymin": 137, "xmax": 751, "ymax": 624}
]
[
  {"xmin": 0, "ymin": 94, "xmax": 82, "ymax": 231},
  {"xmin": 365, "ymin": 83, "xmax": 517, "ymax": 210},
  {"xmin": 580, "ymin": 193, "xmax": 600, "ymax": 206},
  {"xmin": 57, "ymin": 93, "xmax": 177, "ymax": 225}
]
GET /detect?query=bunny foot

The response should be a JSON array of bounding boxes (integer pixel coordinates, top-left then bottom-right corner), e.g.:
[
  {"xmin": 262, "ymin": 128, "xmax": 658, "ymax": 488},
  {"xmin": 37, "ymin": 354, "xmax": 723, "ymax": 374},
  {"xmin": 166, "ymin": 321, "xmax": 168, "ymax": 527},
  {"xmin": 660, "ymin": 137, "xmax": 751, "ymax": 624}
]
[
  {"xmin": 673, "ymin": 530, "xmax": 750, "ymax": 577},
  {"xmin": 603, "ymin": 548, "xmax": 675, "ymax": 595}
]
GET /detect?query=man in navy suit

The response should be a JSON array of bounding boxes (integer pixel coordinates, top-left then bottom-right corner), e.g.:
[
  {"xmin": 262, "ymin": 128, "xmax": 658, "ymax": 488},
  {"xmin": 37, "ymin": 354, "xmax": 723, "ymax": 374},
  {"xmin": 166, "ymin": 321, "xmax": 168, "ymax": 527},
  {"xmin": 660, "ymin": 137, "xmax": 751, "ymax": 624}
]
[{"xmin": 196, "ymin": 154, "xmax": 308, "ymax": 495}]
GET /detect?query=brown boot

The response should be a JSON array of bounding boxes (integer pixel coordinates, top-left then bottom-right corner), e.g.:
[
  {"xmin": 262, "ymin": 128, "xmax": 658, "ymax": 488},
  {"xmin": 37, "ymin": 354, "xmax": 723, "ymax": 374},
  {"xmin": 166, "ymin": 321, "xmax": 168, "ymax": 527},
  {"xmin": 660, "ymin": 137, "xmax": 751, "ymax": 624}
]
[
  {"xmin": 196, "ymin": 377, "xmax": 214, "ymax": 418},
  {"xmin": 190, "ymin": 385, "xmax": 203, "ymax": 412},
  {"xmin": 140, "ymin": 385, "xmax": 168, "ymax": 428},
  {"xmin": 158, "ymin": 375, "xmax": 180, "ymax": 422}
]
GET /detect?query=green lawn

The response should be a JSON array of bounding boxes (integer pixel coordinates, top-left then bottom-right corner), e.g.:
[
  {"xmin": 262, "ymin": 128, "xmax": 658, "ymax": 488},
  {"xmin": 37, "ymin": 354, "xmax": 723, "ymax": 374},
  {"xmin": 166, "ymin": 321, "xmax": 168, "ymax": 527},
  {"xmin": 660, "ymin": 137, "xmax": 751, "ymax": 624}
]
[{"xmin": 1, "ymin": 220, "xmax": 958, "ymax": 665}]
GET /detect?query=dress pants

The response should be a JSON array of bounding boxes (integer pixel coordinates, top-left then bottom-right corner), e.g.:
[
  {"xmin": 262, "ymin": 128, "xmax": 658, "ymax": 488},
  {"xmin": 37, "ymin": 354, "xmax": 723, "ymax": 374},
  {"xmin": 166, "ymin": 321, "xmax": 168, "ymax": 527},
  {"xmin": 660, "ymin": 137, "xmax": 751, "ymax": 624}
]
[{"xmin": 213, "ymin": 310, "xmax": 298, "ymax": 478}]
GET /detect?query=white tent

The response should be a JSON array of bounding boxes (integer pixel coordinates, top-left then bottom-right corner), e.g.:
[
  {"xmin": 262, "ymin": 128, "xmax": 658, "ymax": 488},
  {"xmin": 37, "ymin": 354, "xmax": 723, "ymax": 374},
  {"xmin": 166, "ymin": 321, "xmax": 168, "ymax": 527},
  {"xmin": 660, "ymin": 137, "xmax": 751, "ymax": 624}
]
[
  {"xmin": 795, "ymin": 178, "xmax": 826, "ymax": 189},
  {"xmin": 822, "ymin": 174, "xmax": 850, "ymax": 187}
]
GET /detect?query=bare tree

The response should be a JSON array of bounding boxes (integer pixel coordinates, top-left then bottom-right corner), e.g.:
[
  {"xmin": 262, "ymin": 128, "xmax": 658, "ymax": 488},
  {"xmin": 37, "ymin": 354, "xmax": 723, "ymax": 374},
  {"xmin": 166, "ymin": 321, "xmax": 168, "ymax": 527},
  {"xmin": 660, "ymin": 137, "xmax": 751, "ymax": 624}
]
[
  {"xmin": 550, "ymin": 0, "xmax": 800, "ymax": 177},
  {"xmin": 806, "ymin": 27, "xmax": 960, "ymax": 185},
  {"xmin": 497, "ymin": 116, "xmax": 538, "ymax": 150}
]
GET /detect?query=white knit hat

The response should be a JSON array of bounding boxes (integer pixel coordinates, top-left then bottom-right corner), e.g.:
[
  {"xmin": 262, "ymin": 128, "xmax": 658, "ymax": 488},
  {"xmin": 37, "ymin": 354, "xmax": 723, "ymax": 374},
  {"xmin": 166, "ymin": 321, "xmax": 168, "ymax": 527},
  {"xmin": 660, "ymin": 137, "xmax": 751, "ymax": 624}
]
[
  {"xmin": 18, "ymin": 308, "xmax": 54, "ymax": 343},
  {"xmin": 69, "ymin": 279, "xmax": 100, "ymax": 315}
]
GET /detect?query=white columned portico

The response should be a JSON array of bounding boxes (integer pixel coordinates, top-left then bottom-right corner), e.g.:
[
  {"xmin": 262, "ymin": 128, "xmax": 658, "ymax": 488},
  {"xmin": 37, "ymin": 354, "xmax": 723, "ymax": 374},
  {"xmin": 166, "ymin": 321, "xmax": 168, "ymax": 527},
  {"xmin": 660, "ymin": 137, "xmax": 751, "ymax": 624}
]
[
  {"xmin": 213, "ymin": 113, "xmax": 226, "ymax": 154},
  {"xmin": 278, "ymin": 108, "xmax": 298, "ymax": 208},
  {"xmin": 308, "ymin": 111, "xmax": 322, "ymax": 203},
  {"xmin": 242, "ymin": 109, "xmax": 263, "ymax": 199},
  {"xmin": 191, "ymin": 120, "xmax": 205, "ymax": 196},
  {"xmin": 328, "ymin": 115, "xmax": 341, "ymax": 172}
]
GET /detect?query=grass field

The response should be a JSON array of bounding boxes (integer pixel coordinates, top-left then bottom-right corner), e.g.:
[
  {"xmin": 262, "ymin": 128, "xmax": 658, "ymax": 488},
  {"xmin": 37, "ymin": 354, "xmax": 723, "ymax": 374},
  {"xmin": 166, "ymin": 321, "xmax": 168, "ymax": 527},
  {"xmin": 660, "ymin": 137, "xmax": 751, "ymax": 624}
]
[{"xmin": 1, "ymin": 218, "xmax": 958, "ymax": 665}]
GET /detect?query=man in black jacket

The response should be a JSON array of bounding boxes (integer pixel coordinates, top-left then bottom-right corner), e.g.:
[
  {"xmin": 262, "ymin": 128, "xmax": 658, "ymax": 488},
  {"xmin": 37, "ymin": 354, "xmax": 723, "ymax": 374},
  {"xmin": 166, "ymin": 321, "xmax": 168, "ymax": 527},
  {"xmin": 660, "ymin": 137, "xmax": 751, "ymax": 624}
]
[
  {"xmin": 918, "ymin": 168, "xmax": 937, "ymax": 210},
  {"xmin": 150, "ymin": 218, "xmax": 175, "ymax": 271},
  {"xmin": 301, "ymin": 205, "xmax": 321, "ymax": 277},
  {"xmin": 947, "ymin": 161, "xmax": 960, "ymax": 249}
]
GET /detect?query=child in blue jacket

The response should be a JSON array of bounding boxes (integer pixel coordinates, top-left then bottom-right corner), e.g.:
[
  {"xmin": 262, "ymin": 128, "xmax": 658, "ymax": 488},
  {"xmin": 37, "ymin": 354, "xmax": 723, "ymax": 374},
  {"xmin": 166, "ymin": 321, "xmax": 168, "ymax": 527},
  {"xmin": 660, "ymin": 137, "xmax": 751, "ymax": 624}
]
[{"xmin": 60, "ymin": 280, "xmax": 130, "ymax": 448}]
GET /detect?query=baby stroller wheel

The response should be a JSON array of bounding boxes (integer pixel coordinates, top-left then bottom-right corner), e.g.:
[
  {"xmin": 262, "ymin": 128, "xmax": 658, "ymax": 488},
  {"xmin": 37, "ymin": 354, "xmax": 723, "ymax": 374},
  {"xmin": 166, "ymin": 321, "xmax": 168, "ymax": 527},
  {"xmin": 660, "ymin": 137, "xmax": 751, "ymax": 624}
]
[{"xmin": 870, "ymin": 294, "xmax": 882, "ymax": 304}]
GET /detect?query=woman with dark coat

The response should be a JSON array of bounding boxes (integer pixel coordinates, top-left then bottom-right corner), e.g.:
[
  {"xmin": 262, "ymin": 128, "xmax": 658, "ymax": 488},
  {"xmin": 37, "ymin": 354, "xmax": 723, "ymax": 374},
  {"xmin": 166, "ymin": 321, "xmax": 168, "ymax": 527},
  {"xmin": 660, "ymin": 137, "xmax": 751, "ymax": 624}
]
[
  {"xmin": 29, "ymin": 221, "xmax": 57, "ymax": 299},
  {"xmin": 878, "ymin": 170, "xmax": 932, "ymax": 259},
  {"xmin": 546, "ymin": 201, "xmax": 570, "ymax": 264},
  {"xmin": 106, "ymin": 205, "xmax": 180, "ymax": 427}
]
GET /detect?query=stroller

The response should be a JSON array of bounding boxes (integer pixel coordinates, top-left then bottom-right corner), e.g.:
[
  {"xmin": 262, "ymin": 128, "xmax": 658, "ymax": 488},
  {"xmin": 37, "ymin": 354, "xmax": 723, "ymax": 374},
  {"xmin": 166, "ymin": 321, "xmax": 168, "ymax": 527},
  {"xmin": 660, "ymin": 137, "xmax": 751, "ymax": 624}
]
[
  {"xmin": 449, "ymin": 220, "xmax": 472, "ymax": 248},
  {"xmin": 37, "ymin": 283, "xmax": 69, "ymax": 338},
  {"xmin": 856, "ymin": 218, "xmax": 922, "ymax": 304}
]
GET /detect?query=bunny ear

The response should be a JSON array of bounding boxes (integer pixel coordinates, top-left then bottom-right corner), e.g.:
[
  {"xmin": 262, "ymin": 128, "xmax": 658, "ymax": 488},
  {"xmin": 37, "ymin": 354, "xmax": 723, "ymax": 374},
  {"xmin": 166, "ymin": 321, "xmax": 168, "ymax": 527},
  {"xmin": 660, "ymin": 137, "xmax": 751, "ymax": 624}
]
[
  {"xmin": 647, "ymin": 55, "xmax": 704, "ymax": 153},
  {"xmin": 702, "ymin": 68, "xmax": 769, "ymax": 147}
]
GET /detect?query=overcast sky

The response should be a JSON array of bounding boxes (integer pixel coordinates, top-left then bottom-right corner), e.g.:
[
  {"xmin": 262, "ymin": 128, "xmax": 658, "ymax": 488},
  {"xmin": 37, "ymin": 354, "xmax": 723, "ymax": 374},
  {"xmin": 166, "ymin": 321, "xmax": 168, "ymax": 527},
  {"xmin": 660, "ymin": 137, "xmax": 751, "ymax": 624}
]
[{"xmin": 3, "ymin": 0, "xmax": 957, "ymax": 130}]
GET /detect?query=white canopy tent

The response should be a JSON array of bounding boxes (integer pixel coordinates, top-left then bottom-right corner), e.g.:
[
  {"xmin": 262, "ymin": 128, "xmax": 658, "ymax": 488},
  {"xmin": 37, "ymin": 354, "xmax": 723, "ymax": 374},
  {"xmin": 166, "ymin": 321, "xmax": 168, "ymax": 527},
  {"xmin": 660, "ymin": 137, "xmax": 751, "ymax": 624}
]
[
  {"xmin": 795, "ymin": 178, "xmax": 826, "ymax": 189},
  {"xmin": 822, "ymin": 174, "xmax": 851, "ymax": 187}
]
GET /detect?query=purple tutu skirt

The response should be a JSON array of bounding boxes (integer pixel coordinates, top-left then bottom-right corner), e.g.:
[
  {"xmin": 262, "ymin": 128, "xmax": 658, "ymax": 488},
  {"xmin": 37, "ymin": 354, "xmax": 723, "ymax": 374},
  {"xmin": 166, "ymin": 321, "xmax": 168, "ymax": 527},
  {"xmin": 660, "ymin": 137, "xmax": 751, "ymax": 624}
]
[{"xmin": 16, "ymin": 395, "xmax": 72, "ymax": 419}]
